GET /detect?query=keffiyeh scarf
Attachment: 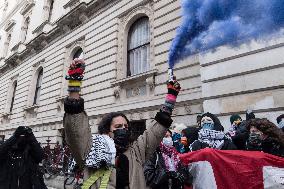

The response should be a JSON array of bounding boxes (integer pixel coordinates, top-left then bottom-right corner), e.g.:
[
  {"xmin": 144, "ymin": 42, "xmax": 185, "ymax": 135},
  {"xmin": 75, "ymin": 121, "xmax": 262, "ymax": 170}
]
[
  {"xmin": 197, "ymin": 129, "xmax": 231, "ymax": 150},
  {"xmin": 85, "ymin": 134, "xmax": 116, "ymax": 169}
]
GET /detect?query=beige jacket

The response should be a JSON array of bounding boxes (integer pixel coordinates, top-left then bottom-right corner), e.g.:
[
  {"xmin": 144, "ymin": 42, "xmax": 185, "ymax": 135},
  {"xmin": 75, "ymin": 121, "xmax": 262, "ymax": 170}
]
[{"xmin": 64, "ymin": 112, "xmax": 169, "ymax": 189}]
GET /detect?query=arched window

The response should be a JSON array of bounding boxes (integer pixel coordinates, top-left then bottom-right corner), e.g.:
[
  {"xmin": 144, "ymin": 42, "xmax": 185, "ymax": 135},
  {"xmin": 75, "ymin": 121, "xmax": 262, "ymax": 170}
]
[
  {"xmin": 22, "ymin": 17, "xmax": 30, "ymax": 43},
  {"xmin": 33, "ymin": 68, "xmax": 43, "ymax": 105},
  {"xmin": 127, "ymin": 17, "xmax": 150, "ymax": 76},
  {"xmin": 73, "ymin": 48, "xmax": 84, "ymax": 60},
  {"xmin": 10, "ymin": 81, "xmax": 17, "ymax": 112}
]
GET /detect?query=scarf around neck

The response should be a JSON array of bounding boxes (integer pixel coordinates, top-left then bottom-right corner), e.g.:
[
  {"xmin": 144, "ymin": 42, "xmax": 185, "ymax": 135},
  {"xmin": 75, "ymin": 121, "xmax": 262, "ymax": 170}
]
[
  {"xmin": 198, "ymin": 129, "xmax": 230, "ymax": 149},
  {"xmin": 159, "ymin": 143, "xmax": 180, "ymax": 171}
]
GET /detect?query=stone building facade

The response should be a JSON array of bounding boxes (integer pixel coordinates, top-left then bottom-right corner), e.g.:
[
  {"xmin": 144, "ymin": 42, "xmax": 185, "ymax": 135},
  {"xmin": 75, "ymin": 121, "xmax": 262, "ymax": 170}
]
[{"xmin": 0, "ymin": 0, "xmax": 283, "ymax": 145}]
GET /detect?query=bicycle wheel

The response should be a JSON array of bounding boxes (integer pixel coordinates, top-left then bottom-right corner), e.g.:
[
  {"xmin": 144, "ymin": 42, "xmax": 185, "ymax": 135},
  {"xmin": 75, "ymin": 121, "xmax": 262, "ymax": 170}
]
[
  {"xmin": 42, "ymin": 159, "xmax": 53, "ymax": 179},
  {"xmin": 46, "ymin": 158, "xmax": 59, "ymax": 176},
  {"xmin": 64, "ymin": 172, "xmax": 75, "ymax": 189}
]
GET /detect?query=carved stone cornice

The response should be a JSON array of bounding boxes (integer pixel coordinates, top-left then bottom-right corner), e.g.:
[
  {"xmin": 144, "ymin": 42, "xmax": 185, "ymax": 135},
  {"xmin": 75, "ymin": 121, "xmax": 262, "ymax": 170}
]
[
  {"xmin": 32, "ymin": 20, "xmax": 49, "ymax": 34},
  {"xmin": 4, "ymin": 19, "xmax": 16, "ymax": 31},
  {"xmin": 0, "ymin": 1, "xmax": 110, "ymax": 74},
  {"xmin": 111, "ymin": 69, "xmax": 158, "ymax": 87},
  {"xmin": 63, "ymin": 0, "xmax": 81, "ymax": 10},
  {"xmin": 57, "ymin": 3, "xmax": 88, "ymax": 30},
  {"xmin": 20, "ymin": 0, "xmax": 35, "ymax": 15},
  {"xmin": 26, "ymin": 33, "xmax": 49, "ymax": 52},
  {"xmin": 5, "ymin": 53, "xmax": 21, "ymax": 68},
  {"xmin": 0, "ymin": 1, "xmax": 26, "ymax": 28}
]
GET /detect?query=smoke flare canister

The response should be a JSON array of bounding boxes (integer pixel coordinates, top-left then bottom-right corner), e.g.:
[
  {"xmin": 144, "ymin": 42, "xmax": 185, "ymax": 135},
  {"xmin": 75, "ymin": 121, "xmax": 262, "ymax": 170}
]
[{"xmin": 168, "ymin": 68, "xmax": 174, "ymax": 81}]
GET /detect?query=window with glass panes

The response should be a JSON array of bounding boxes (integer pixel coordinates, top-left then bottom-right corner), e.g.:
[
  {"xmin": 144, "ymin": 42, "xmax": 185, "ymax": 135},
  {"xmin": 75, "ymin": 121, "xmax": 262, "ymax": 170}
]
[
  {"xmin": 127, "ymin": 17, "xmax": 150, "ymax": 76},
  {"xmin": 33, "ymin": 69, "xmax": 43, "ymax": 105},
  {"xmin": 73, "ymin": 48, "xmax": 84, "ymax": 60},
  {"xmin": 10, "ymin": 81, "xmax": 17, "ymax": 112}
]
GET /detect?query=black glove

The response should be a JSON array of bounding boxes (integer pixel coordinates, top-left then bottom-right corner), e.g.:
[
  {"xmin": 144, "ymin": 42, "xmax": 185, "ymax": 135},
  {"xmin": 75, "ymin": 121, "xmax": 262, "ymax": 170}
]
[{"xmin": 14, "ymin": 126, "xmax": 32, "ymax": 138}]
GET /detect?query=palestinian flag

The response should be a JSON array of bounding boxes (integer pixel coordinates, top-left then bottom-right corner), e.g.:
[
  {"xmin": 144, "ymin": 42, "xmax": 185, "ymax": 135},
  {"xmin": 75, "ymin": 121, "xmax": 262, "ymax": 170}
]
[{"xmin": 179, "ymin": 148, "xmax": 284, "ymax": 189}]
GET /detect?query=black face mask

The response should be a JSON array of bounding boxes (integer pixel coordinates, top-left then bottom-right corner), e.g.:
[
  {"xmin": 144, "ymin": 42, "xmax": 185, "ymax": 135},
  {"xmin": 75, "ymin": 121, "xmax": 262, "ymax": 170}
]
[
  {"xmin": 12, "ymin": 136, "xmax": 28, "ymax": 151},
  {"xmin": 247, "ymin": 133, "xmax": 262, "ymax": 150},
  {"xmin": 113, "ymin": 128, "xmax": 130, "ymax": 152}
]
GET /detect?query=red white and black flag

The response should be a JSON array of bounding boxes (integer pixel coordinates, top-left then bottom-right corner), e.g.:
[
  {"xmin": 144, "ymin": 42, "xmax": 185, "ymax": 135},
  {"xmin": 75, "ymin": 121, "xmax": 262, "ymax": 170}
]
[{"xmin": 179, "ymin": 148, "xmax": 284, "ymax": 189}]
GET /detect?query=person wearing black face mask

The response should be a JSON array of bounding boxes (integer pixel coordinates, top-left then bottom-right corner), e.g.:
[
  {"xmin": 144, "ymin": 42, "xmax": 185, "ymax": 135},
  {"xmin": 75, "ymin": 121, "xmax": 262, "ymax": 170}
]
[
  {"xmin": 0, "ymin": 126, "xmax": 47, "ymax": 189},
  {"xmin": 246, "ymin": 118, "xmax": 284, "ymax": 158},
  {"xmin": 63, "ymin": 60, "xmax": 181, "ymax": 189}
]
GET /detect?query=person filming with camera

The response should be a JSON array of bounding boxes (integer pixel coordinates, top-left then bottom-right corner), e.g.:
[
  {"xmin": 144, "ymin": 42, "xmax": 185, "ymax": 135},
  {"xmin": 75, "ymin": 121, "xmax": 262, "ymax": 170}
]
[{"xmin": 0, "ymin": 126, "xmax": 47, "ymax": 189}]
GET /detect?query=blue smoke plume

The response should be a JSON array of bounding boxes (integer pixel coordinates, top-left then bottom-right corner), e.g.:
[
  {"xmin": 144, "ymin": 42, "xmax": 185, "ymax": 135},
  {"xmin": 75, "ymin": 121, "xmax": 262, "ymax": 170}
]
[{"xmin": 168, "ymin": 0, "xmax": 284, "ymax": 68}]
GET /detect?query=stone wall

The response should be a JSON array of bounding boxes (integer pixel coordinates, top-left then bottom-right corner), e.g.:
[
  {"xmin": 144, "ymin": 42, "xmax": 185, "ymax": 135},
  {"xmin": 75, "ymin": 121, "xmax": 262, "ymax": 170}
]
[
  {"xmin": 0, "ymin": 0, "xmax": 283, "ymax": 143},
  {"xmin": 0, "ymin": 0, "xmax": 203, "ymax": 143}
]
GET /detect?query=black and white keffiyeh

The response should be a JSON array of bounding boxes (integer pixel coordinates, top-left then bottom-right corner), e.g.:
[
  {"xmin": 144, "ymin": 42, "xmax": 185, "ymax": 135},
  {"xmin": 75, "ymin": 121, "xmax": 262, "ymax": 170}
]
[
  {"xmin": 85, "ymin": 134, "xmax": 116, "ymax": 169},
  {"xmin": 196, "ymin": 129, "xmax": 231, "ymax": 149}
]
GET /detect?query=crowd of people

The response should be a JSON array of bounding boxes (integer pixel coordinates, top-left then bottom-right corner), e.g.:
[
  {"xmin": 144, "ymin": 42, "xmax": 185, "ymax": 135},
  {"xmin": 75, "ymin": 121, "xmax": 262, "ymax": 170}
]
[{"xmin": 0, "ymin": 58, "xmax": 284, "ymax": 189}]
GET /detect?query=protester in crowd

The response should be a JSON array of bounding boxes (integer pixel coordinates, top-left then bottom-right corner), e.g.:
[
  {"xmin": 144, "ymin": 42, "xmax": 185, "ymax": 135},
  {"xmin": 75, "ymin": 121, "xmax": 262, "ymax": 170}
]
[
  {"xmin": 171, "ymin": 123, "xmax": 187, "ymax": 153},
  {"xmin": 246, "ymin": 109, "xmax": 255, "ymax": 120},
  {"xmin": 276, "ymin": 114, "xmax": 284, "ymax": 132},
  {"xmin": 144, "ymin": 129, "xmax": 192, "ymax": 189},
  {"xmin": 196, "ymin": 114, "xmax": 202, "ymax": 128},
  {"xmin": 246, "ymin": 118, "xmax": 284, "ymax": 157},
  {"xmin": 182, "ymin": 126, "xmax": 199, "ymax": 149},
  {"xmin": 190, "ymin": 112, "xmax": 237, "ymax": 151},
  {"xmin": 227, "ymin": 114, "xmax": 249, "ymax": 150},
  {"xmin": 0, "ymin": 126, "xmax": 47, "ymax": 189},
  {"xmin": 63, "ymin": 59, "xmax": 181, "ymax": 189}
]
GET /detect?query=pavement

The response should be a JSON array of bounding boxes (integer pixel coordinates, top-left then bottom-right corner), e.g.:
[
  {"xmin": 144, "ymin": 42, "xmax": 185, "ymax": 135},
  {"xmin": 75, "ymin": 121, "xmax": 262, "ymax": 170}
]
[
  {"xmin": 45, "ymin": 175, "xmax": 80, "ymax": 189},
  {"xmin": 45, "ymin": 176, "xmax": 65, "ymax": 189}
]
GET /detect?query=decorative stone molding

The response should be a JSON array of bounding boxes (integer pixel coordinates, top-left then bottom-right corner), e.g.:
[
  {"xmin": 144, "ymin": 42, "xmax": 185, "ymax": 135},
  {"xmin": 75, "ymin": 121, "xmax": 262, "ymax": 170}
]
[
  {"xmin": 117, "ymin": 2, "xmax": 155, "ymax": 80},
  {"xmin": 4, "ymin": 20, "xmax": 16, "ymax": 31},
  {"xmin": 5, "ymin": 53, "xmax": 21, "ymax": 68},
  {"xmin": 184, "ymin": 105, "xmax": 192, "ymax": 114},
  {"xmin": 79, "ymin": 13, "xmax": 89, "ymax": 24},
  {"xmin": 32, "ymin": 21, "xmax": 49, "ymax": 34},
  {"xmin": 111, "ymin": 69, "xmax": 157, "ymax": 87},
  {"xmin": 27, "ymin": 33, "xmax": 49, "ymax": 51},
  {"xmin": 63, "ymin": 0, "xmax": 80, "ymax": 10},
  {"xmin": 113, "ymin": 86, "xmax": 121, "ymax": 98},
  {"xmin": 55, "ymin": 95, "xmax": 67, "ymax": 113},
  {"xmin": 146, "ymin": 76, "xmax": 155, "ymax": 90},
  {"xmin": 23, "ymin": 104, "xmax": 39, "ymax": 119},
  {"xmin": 58, "ymin": 3, "xmax": 88, "ymax": 31},
  {"xmin": 11, "ymin": 42, "xmax": 21, "ymax": 53},
  {"xmin": 0, "ymin": 112, "xmax": 12, "ymax": 120},
  {"xmin": 0, "ymin": 1, "xmax": 103, "ymax": 74},
  {"xmin": 111, "ymin": 70, "xmax": 158, "ymax": 99},
  {"xmin": 111, "ymin": 69, "xmax": 157, "ymax": 101},
  {"xmin": 20, "ymin": 0, "xmax": 35, "ymax": 15},
  {"xmin": 3, "ymin": 0, "xmax": 8, "ymax": 11}
]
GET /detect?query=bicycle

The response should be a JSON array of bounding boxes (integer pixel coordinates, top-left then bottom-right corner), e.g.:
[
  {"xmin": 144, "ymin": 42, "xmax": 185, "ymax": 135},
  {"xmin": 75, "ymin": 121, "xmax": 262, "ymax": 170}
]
[
  {"xmin": 64, "ymin": 164, "xmax": 84, "ymax": 189},
  {"xmin": 42, "ymin": 141, "xmax": 72, "ymax": 178}
]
